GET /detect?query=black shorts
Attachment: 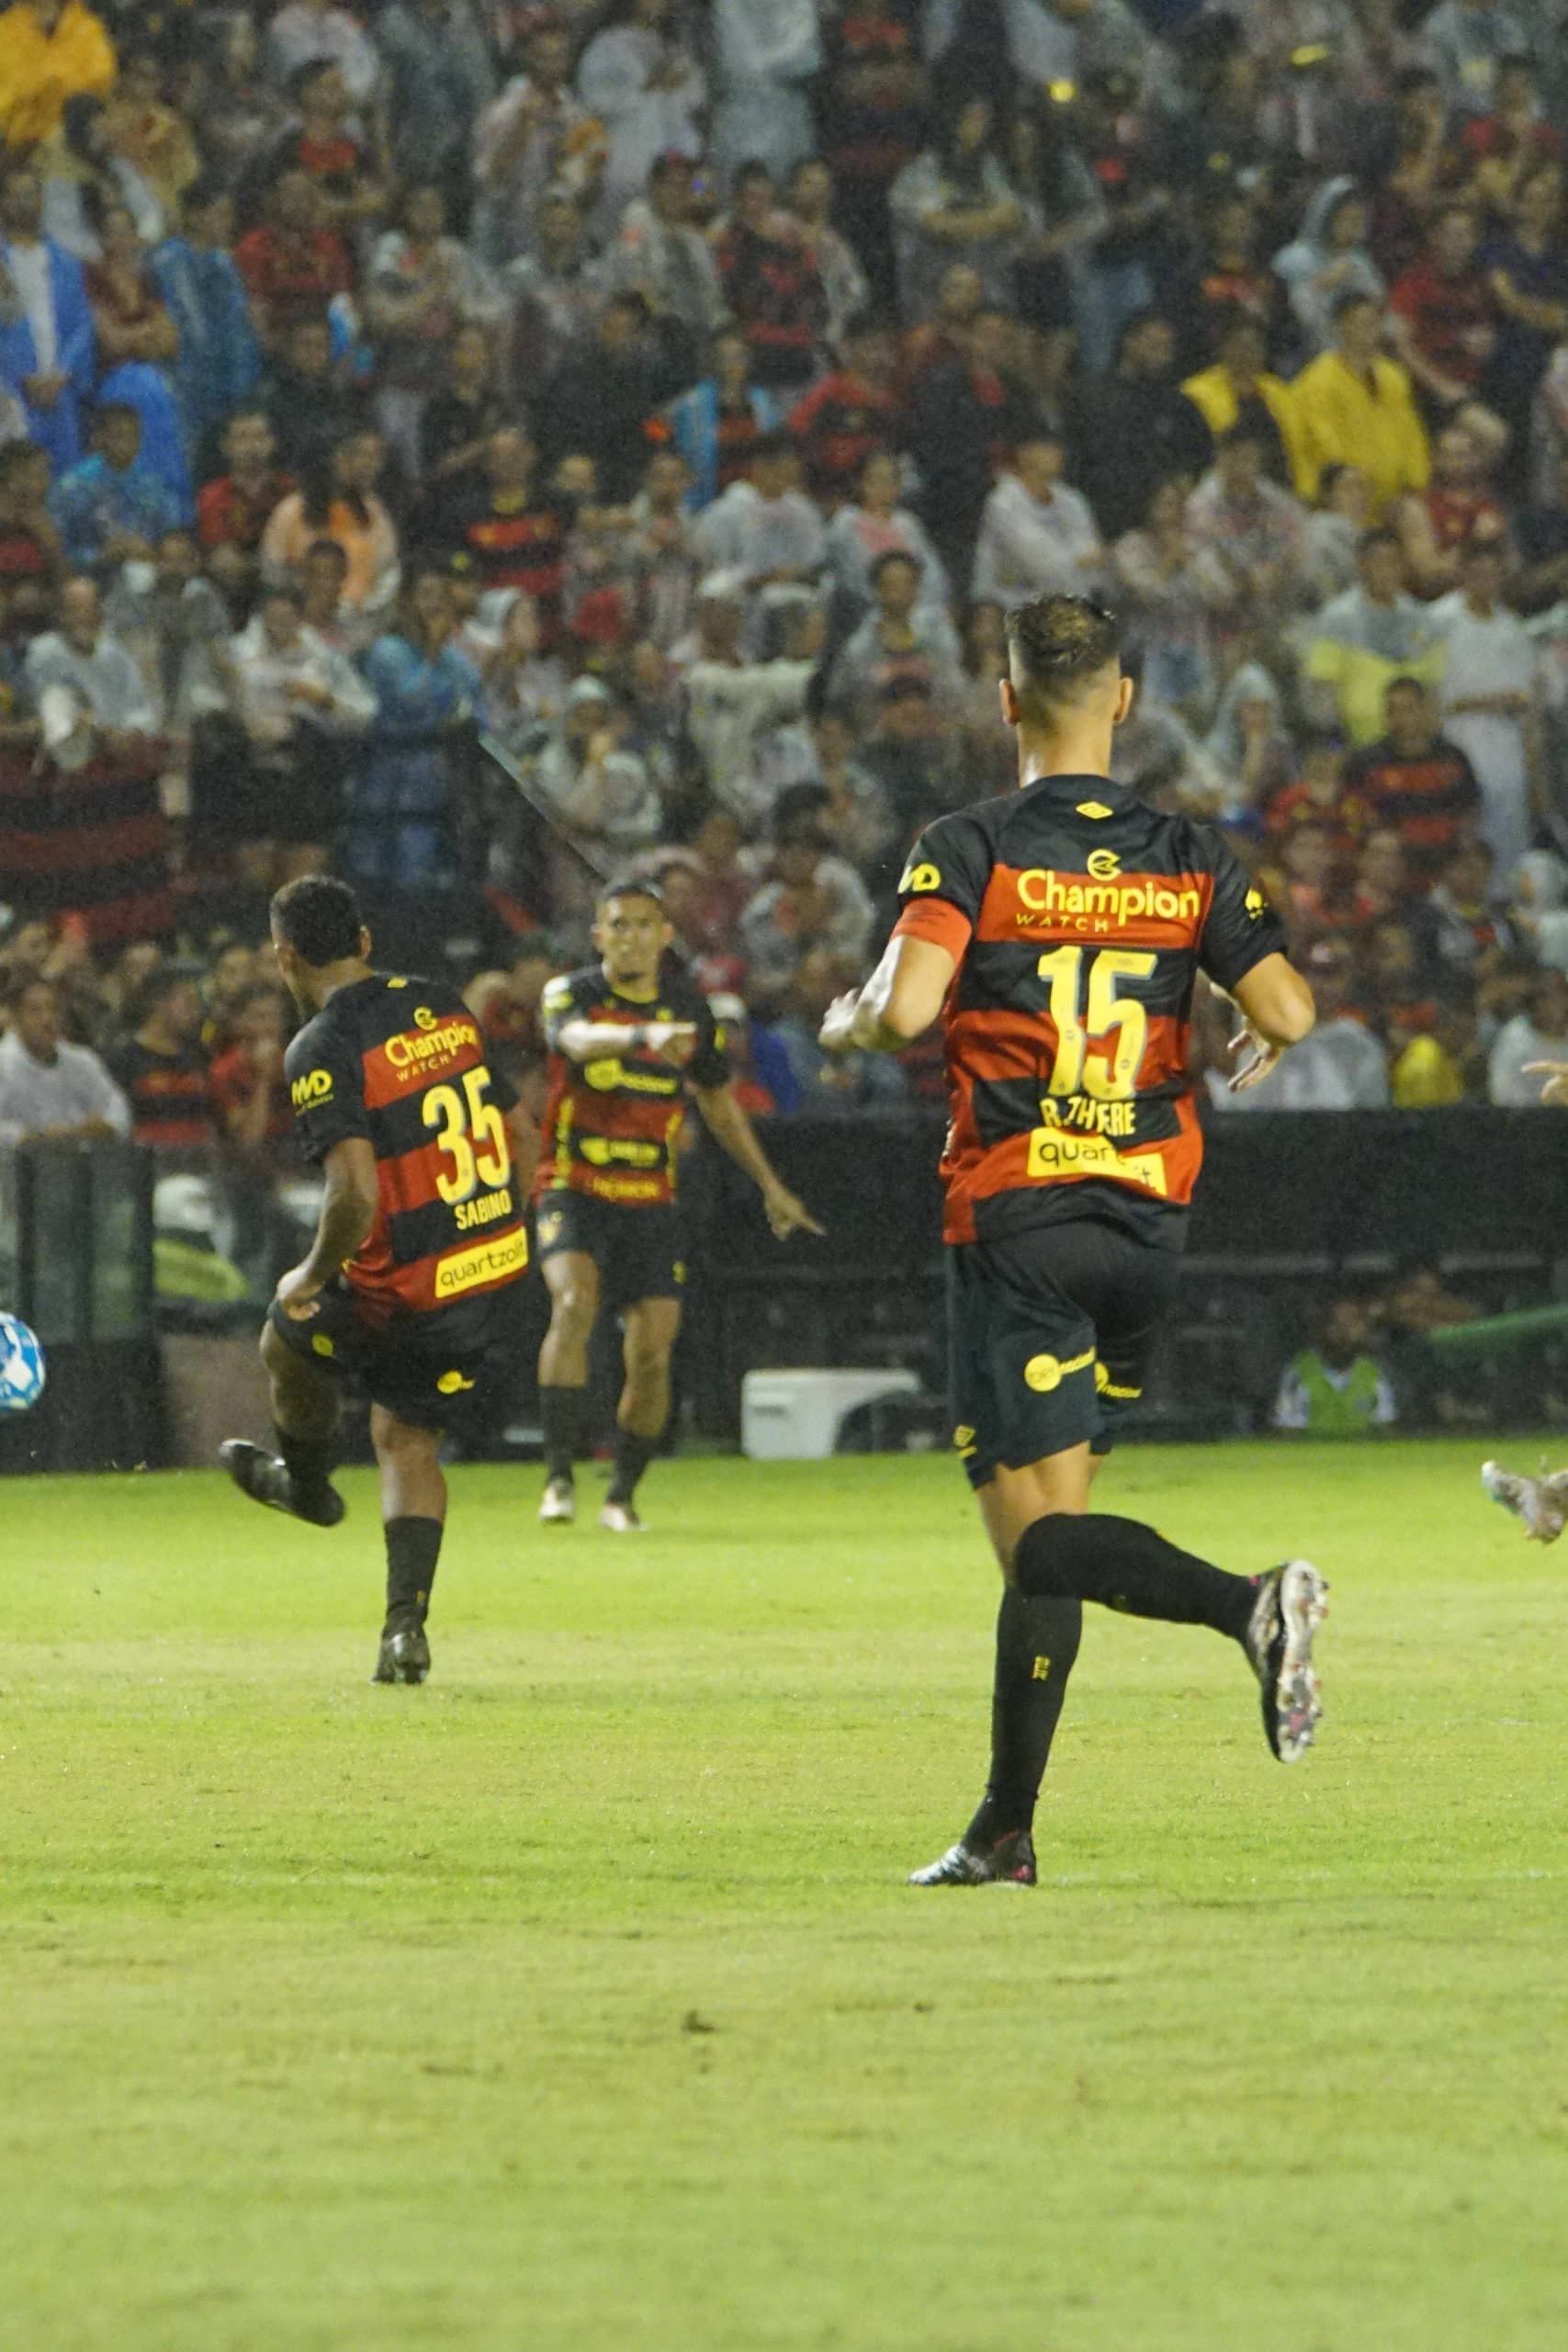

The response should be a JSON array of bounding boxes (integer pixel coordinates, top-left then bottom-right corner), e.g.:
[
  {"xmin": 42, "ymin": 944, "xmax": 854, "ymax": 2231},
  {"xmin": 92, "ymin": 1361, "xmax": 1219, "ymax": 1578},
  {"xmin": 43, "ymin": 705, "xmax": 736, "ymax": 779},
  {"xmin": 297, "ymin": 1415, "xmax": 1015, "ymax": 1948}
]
[
  {"xmin": 947, "ymin": 1217, "xmax": 1179, "ymax": 1489},
  {"xmin": 266, "ymin": 1280, "xmax": 522, "ymax": 1430},
  {"xmin": 534, "ymin": 1189, "xmax": 685, "ymax": 1310}
]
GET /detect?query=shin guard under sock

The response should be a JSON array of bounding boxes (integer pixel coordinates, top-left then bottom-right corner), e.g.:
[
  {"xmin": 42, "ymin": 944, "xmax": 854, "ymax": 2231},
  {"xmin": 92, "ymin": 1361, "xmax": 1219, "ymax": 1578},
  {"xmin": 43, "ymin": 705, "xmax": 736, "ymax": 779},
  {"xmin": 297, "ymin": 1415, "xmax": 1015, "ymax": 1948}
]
[
  {"xmin": 539, "ymin": 1385, "xmax": 587, "ymax": 1483},
  {"xmin": 965, "ymin": 1587, "xmax": 1083, "ymax": 1846},
  {"xmin": 384, "ymin": 1515, "xmax": 443, "ymax": 1629},
  {"xmin": 1014, "ymin": 1511, "xmax": 1257, "ymax": 1642}
]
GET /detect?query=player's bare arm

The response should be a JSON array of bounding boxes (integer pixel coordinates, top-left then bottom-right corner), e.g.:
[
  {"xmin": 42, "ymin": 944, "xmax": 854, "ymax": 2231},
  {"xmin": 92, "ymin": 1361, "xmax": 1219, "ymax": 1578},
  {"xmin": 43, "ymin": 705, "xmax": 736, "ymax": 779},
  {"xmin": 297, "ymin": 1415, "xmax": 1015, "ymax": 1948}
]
[
  {"xmin": 818, "ymin": 934, "xmax": 957, "ymax": 1056},
  {"xmin": 276, "ymin": 1135, "xmax": 379, "ymax": 1318},
  {"xmin": 693, "ymin": 1082, "xmax": 826, "ymax": 1239},
  {"xmin": 1221, "ymin": 954, "xmax": 1317, "ymax": 1093},
  {"xmin": 556, "ymin": 1017, "xmax": 698, "ymax": 1068},
  {"xmin": 504, "ymin": 1100, "xmax": 542, "ymax": 1199}
]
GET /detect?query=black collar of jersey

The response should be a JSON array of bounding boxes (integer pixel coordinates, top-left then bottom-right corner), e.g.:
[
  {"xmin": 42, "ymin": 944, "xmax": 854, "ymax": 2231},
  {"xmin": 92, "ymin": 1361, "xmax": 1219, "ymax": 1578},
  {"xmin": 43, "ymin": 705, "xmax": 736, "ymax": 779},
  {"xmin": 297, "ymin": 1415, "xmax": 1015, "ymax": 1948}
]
[{"xmin": 1016, "ymin": 771, "xmax": 1129, "ymax": 805}]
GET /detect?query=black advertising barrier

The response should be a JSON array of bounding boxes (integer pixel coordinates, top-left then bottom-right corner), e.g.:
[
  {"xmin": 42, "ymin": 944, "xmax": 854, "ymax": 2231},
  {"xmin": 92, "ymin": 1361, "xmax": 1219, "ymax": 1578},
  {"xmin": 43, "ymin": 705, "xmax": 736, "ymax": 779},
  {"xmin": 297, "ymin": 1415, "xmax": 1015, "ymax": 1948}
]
[
  {"xmin": 679, "ymin": 1109, "xmax": 1568, "ymax": 1431},
  {"xmin": 0, "ymin": 1142, "xmax": 160, "ymax": 1473}
]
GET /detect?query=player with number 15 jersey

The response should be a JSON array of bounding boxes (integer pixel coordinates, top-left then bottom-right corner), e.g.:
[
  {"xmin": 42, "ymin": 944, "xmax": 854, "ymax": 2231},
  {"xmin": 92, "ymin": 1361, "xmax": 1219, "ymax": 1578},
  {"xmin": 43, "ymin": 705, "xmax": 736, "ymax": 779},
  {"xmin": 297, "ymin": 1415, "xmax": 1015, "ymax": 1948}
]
[{"xmin": 819, "ymin": 595, "xmax": 1329, "ymax": 1889}]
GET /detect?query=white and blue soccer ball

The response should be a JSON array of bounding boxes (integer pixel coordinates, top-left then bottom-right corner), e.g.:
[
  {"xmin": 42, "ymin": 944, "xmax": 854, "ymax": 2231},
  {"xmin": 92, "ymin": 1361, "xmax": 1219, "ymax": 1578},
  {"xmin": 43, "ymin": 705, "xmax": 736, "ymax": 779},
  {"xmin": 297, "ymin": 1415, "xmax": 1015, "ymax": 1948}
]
[{"xmin": 0, "ymin": 1313, "xmax": 46, "ymax": 1413}]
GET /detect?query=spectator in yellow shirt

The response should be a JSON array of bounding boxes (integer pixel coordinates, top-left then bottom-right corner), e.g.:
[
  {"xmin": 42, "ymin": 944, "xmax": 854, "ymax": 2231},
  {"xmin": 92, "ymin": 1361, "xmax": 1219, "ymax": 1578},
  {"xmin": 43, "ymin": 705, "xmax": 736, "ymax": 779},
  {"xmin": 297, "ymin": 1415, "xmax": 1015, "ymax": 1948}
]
[
  {"xmin": 0, "ymin": 0, "xmax": 116, "ymax": 152},
  {"xmin": 1292, "ymin": 290, "xmax": 1431, "ymax": 518},
  {"xmin": 1181, "ymin": 313, "xmax": 1303, "ymax": 489}
]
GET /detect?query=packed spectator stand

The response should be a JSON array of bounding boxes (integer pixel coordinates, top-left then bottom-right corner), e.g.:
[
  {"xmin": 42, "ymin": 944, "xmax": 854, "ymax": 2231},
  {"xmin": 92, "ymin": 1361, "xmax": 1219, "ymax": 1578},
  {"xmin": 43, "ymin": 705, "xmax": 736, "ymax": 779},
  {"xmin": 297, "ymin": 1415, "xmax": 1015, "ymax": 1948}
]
[{"xmin": 6, "ymin": 0, "xmax": 1568, "ymax": 1285}]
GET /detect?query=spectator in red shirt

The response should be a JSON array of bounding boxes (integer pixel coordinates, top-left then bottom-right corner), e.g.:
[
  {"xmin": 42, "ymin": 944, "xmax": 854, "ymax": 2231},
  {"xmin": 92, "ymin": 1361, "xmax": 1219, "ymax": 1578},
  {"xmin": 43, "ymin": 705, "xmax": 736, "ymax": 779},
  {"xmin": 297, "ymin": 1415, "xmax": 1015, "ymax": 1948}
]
[
  {"xmin": 787, "ymin": 313, "xmax": 900, "ymax": 505},
  {"xmin": 107, "ymin": 968, "xmax": 216, "ymax": 1153},
  {"xmin": 1394, "ymin": 417, "xmax": 1509, "ymax": 598},
  {"xmin": 234, "ymin": 165, "xmax": 353, "ymax": 348},
  {"xmin": 1388, "ymin": 205, "xmax": 1507, "ymax": 453},
  {"xmin": 717, "ymin": 162, "xmax": 829, "ymax": 397},
  {"xmin": 258, "ymin": 59, "xmax": 387, "ymax": 240},
  {"xmin": 1344, "ymin": 675, "xmax": 1482, "ymax": 888},
  {"xmin": 197, "ymin": 409, "xmax": 294, "ymax": 599},
  {"xmin": 1267, "ymin": 731, "xmax": 1374, "ymax": 857},
  {"xmin": 209, "ymin": 982, "xmax": 293, "ymax": 1152},
  {"xmin": 1462, "ymin": 56, "xmax": 1562, "ymax": 226}
]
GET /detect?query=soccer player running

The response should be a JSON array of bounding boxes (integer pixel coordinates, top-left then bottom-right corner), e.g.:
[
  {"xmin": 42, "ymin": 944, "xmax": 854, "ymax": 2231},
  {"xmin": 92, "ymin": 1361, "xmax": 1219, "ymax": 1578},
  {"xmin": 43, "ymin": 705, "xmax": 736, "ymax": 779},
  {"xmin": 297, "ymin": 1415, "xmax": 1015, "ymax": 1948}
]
[
  {"xmin": 535, "ymin": 877, "xmax": 822, "ymax": 1532},
  {"xmin": 1482, "ymin": 1057, "xmax": 1568, "ymax": 1541},
  {"xmin": 220, "ymin": 876, "xmax": 536, "ymax": 1686},
  {"xmin": 820, "ymin": 594, "xmax": 1327, "ymax": 1887}
]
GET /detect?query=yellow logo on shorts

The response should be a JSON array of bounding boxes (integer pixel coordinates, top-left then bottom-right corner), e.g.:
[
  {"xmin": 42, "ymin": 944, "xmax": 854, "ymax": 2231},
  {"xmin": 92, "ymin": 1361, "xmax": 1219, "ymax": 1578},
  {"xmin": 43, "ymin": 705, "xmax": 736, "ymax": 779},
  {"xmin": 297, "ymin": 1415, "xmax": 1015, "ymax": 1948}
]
[
  {"xmin": 1024, "ymin": 1346, "xmax": 1095, "ymax": 1393},
  {"xmin": 953, "ymin": 1423, "xmax": 976, "ymax": 1458},
  {"xmin": 436, "ymin": 1369, "xmax": 475, "ymax": 1395},
  {"xmin": 1031, "ymin": 1655, "xmax": 1053, "ymax": 1679},
  {"xmin": 537, "ymin": 1210, "xmax": 562, "ymax": 1247},
  {"xmin": 1095, "ymin": 1361, "xmax": 1142, "ymax": 1400},
  {"xmin": 311, "ymin": 1333, "xmax": 334, "ymax": 1358},
  {"xmin": 673, "ymin": 1260, "xmax": 687, "ymax": 1284}
]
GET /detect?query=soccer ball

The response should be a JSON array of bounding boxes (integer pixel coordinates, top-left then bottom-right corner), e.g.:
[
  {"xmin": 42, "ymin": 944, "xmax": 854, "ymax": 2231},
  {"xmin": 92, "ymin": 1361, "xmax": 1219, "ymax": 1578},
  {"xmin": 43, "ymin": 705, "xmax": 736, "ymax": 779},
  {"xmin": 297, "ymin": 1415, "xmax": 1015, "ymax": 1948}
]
[{"xmin": 0, "ymin": 1313, "xmax": 46, "ymax": 1413}]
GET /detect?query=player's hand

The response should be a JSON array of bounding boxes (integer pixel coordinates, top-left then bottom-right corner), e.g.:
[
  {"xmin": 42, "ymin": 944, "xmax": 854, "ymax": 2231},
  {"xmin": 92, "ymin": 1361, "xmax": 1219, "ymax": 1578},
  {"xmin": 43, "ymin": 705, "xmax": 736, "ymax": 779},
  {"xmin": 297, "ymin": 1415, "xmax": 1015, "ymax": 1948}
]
[
  {"xmin": 644, "ymin": 1021, "xmax": 697, "ymax": 1067},
  {"xmin": 762, "ymin": 1181, "xmax": 825, "ymax": 1241},
  {"xmin": 1227, "ymin": 1021, "xmax": 1282, "ymax": 1094},
  {"xmin": 818, "ymin": 989, "xmax": 862, "ymax": 1054},
  {"xmin": 275, "ymin": 1263, "xmax": 324, "ymax": 1321},
  {"xmin": 1524, "ymin": 1059, "xmax": 1568, "ymax": 1106}
]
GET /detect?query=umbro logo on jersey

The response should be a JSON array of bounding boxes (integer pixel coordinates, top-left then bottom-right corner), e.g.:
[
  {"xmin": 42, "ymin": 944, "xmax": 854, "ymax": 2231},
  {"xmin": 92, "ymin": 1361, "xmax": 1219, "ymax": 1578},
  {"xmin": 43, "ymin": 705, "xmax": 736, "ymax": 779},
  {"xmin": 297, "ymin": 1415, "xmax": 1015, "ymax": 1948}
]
[{"xmin": 1077, "ymin": 800, "xmax": 1114, "ymax": 820}]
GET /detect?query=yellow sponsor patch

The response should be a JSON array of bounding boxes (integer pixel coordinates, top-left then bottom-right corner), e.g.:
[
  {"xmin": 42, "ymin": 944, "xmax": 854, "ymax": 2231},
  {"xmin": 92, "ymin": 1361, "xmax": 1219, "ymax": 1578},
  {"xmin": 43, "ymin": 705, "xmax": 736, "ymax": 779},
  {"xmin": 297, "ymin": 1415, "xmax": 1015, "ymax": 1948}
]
[
  {"xmin": 435, "ymin": 1369, "xmax": 476, "ymax": 1396},
  {"xmin": 433, "ymin": 1225, "xmax": 528, "ymax": 1299},
  {"xmin": 310, "ymin": 1333, "xmax": 335, "ymax": 1358},
  {"xmin": 1077, "ymin": 800, "xmax": 1113, "ymax": 820},
  {"xmin": 953, "ymin": 1422, "xmax": 977, "ymax": 1458},
  {"xmin": 1031, "ymin": 1655, "xmax": 1054, "ymax": 1680},
  {"xmin": 1026, "ymin": 1127, "xmax": 1168, "ymax": 1194},
  {"xmin": 1095, "ymin": 1361, "xmax": 1143, "ymax": 1401},
  {"xmin": 1023, "ymin": 1346, "xmax": 1095, "ymax": 1394},
  {"xmin": 899, "ymin": 860, "xmax": 942, "ymax": 894},
  {"xmin": 1246, "ymin": 887, "xmax": 1266, "ymax": 920},
  {"xmin": 536, "ymin": 1210, "xmax": 563, "ymax": 1247},
  {"xmin": 582, "ymin": 1057, "xmax": 680, "ymax": 1095},
  {"xmin": 1086, "ymin": 848, "xmax": 1121, "ymax": 880},
  {"xmin": 290, "ymin": 1069, "xmax": 333, "ymax": 1109}
]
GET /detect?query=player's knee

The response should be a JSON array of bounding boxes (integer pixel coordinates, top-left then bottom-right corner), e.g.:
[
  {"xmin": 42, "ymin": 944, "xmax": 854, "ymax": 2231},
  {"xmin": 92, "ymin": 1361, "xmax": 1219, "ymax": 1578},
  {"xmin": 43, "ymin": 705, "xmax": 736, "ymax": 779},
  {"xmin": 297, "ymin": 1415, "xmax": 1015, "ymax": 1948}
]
[
  {"xmin": 548, "ymin": 1284, "xmax": 597, "ymax": 1342},
  {"xmin": 1011, "ymin": 1510, "xmax": 1084, "ymax": 1596},
  {"xmin": 371, "ymin": 1407, "xmax": 438, "ymax": 1463}
]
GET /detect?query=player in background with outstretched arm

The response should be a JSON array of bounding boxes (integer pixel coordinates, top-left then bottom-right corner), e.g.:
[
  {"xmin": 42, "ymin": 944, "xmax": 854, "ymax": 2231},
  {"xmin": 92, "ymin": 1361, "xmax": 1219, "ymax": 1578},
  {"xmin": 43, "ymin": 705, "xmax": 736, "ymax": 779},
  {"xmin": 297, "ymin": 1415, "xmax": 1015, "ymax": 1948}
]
[
  {"xmin": 535, "ymin": 878, "xmax": 822, "ymax": 1532},
  {"xmin": 821, "ymin": 594, "xmax": 1325, "ymax": 1886},
  {"xmin": 220, "ymin": 876, "xmax": 537, "ymax": 1686}
]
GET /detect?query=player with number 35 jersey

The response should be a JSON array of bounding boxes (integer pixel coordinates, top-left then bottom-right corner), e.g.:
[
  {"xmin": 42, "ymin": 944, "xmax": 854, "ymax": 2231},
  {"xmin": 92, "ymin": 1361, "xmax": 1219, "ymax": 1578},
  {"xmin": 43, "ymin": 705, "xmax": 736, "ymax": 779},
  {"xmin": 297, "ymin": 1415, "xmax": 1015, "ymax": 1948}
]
[
  {"xmin": 819, "ymin": 595, "xmax": 1331, "ymax": 1888},
  {"xmin": 219, "ymin": 876, "xmax": 536, "ymax": 1691}
]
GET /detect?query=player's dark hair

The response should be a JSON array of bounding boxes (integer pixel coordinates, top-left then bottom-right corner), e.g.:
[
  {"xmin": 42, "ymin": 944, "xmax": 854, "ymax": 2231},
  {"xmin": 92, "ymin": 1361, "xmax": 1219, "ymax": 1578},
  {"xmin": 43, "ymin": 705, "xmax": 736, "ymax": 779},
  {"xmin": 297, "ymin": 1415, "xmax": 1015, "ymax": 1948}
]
[
  {"xmin": 597, "ymin": 877, "xmax": 664, "ymax": 912},
  {"xmin": 1004, "ymin": 594, "xmax": 1122, "ymax": 726},
  {"xmin": 271, "ymin": 874, "xmax": 365, "ymax": 967}
]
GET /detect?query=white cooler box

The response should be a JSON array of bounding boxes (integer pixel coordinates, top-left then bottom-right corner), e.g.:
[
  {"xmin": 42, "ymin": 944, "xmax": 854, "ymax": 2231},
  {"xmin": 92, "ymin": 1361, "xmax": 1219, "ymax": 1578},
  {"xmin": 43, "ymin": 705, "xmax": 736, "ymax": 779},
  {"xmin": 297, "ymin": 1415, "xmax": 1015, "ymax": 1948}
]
[{"xmin": 741, "ymin": 1367, "xmax": 919, "ymax": 1460}]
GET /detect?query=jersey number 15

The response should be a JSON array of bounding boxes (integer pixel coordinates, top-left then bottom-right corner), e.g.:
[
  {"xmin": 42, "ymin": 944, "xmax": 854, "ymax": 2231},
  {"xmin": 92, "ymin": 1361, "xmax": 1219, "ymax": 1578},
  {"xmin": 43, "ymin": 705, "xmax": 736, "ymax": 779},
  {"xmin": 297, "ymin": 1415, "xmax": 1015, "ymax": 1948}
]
[
  {"xmin": 1037, "ymin": 946, "xmax": 1157, "ymax": 1101},
  {"xmin": 423, "ymin": 1066, "xmax": 511, "ymax": 1204}
]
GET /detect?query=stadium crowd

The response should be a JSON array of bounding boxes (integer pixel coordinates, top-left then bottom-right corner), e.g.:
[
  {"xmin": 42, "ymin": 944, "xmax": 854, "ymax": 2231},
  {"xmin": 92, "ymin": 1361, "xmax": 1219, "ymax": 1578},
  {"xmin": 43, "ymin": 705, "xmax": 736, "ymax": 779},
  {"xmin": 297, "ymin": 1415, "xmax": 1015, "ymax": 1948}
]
[{"xmin": 6, "ymin": 0, "xmax": 1568, "ymax": 1159}]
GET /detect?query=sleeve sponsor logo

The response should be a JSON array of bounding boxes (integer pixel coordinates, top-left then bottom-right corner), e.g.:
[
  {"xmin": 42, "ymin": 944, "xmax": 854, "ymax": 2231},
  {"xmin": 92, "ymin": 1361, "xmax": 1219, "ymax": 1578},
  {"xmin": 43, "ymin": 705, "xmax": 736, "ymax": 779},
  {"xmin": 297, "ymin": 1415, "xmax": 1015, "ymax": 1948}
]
[
  {"xmin": 1246, "ymin": 888, "xmax": 1266, "ymax": 920},
  {"xmin": 291, "ymin": 1069, "xmax": 333, "ymax": 1109},
  {"xmin": 899, "ymin": 861, "xmax": 942, "ymax": 893}
]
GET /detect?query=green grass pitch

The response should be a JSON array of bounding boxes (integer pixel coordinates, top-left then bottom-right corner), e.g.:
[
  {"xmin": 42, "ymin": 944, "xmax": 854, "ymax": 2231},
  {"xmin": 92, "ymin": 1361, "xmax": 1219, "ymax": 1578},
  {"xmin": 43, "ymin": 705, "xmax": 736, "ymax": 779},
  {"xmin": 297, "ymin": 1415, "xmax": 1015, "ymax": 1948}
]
[{"xmin": 5, "ymin": 1440, "xmax": 1568, "ymax": 2350}]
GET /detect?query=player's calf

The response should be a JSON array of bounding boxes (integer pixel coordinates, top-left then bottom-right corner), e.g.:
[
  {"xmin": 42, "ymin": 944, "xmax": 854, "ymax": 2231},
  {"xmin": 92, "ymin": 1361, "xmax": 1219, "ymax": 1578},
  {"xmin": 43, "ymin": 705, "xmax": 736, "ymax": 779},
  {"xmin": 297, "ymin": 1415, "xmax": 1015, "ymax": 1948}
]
[{"xmin": 1482, "ymin": 1460, "xmax": 1568, "ymax": 1544}]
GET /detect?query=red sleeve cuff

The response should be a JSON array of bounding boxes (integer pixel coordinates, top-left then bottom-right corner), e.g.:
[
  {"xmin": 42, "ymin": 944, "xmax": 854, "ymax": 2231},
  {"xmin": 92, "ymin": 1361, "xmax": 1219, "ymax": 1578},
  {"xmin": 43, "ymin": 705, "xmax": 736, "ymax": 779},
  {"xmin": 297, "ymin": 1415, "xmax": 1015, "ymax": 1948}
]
[{"xmin": 892, "ymin": 899, "xmax": 974, "ymax": 960}]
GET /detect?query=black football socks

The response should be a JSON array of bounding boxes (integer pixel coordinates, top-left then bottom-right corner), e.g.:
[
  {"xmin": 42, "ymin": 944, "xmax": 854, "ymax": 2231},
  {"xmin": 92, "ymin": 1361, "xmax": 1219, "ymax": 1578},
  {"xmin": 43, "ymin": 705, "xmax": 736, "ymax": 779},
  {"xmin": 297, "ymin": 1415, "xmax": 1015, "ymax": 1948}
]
[
  {"xmin": 965, "ymin": 1588, "xmax": 1083, "ymax": 1847},
  {"xmin": 1013, "ymin": 1512, "xmax": 1257, "ymax": 1642},
  {"xmin": 608, "ymin": 1424, "xmax": 658, "ymax": 1509},
  {"xmin": 276, "ymin": 1424, "xmax": 336, "ymax": 1507},
  {"xmin": 385, "ymin": 1515, "xmax": 443, "ymax": 1633},
  {"xmin": 540, "ymin": 1385, "xmax": 587, "ymax": 1484}
]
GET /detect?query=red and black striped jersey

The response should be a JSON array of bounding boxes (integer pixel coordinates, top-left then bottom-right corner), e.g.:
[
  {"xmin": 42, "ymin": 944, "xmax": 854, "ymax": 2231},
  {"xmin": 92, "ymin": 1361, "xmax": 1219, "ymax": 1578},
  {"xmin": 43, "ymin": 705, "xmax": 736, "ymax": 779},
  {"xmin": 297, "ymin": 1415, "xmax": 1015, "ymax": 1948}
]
[
  {"xmin": 536, "ymin": 960, "xmax": 728, "ymax": 1210},
  {"xmin": 283, "ymin": 974, "xmax": 526, "ymax": 1340},
  {"xmin": 890, "ymin": 774, "xmax": 1289, "ymax": 1246}
]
